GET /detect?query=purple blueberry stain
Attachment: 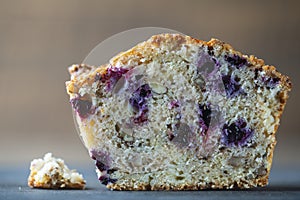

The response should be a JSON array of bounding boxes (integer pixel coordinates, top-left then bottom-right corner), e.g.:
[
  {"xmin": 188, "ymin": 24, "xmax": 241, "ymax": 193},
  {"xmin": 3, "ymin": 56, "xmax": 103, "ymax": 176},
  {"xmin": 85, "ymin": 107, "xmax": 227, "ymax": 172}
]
[
  {"xmin": 129, "ymin": 84, "xmax": 152, "ymax": 111},
  {"xmin": 254, "ymin": 68, "xmax": 280, "ymax": 89},
  {"xmin": 129, "ymin": 84, "xmax": 152, "ymax": 124},
  {"xmin": 261, "ymin": 76, "xmax": 280, "ymax": 89},
  {"xmin": 70, "ymin": 95, "xmax": 94, "ymax": 119},
  {"xmin": 95, "ymin": 160, "xmax": 109, "ymax": 172},
  {"xmin": 224, "ymin": 54, "xmax": 247, "ymax": 68},
  {"xmin": 222, "ymin": 74, "xmax": 245, "ymax": 97},
  {"xmin": 198, "ymin": 104, "xmax": 212, "ymax": 135},
  {"xmin": 99, "ymin": 176, "xmax": 118, "ymax": 185},
  {"xmin": 96, "ymin": 66, "xmax": 129, "ymax": 91},
  {"xmin": 168, "ymin": 100, "xmax": 180, "ymax": 109},
  {"xmin": 167, "ymin": 129, "xmax": 175, "ymax": 141},
  {"xmin": 132, "ymin": 114, "xmax": 146, "ymax": 124},
  {"xmin": 90, "ymin": 150, "xmax": 118, "ymax": 185},
  {"xmin": 107, "ymin": 168, "xmax": 117, "ymax": 175},
  {"xmin": 221, "ymin": 118, "xmax": 254, "ymax": 147},
  {"xmin": 90, "ymin": 150, "xmax": 111, "ymax": 170}
]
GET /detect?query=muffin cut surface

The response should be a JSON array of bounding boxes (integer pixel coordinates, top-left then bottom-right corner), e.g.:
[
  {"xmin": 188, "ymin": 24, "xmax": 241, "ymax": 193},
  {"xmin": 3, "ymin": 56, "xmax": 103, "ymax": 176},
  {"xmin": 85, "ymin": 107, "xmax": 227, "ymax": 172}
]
[{"xmin": 66, "ymin": 34, "xmax": 291, "ymax": 190}]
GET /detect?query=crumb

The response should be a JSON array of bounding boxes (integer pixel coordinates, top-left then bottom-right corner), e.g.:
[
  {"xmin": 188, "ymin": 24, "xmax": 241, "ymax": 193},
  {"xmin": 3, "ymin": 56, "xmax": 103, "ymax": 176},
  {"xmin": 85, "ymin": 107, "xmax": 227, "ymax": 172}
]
[{"xmin": 28, "ymin": 153, "xmax": 86, "ymax": 189}]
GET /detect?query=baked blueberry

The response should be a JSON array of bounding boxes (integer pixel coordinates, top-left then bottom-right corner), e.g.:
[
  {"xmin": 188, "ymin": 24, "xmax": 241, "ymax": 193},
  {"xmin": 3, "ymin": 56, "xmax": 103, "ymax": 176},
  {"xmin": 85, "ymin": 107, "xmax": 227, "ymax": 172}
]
[
  {"xmin": 261, "ymin": 76, "xmax": 280, "ymax": 89},
  {"xmin": 221, "ymin": 118, "xmax": 254, "ymax": 147},
  {"xmin": 224, "ymin": 54, "xmax": 247, "ymax": 68},
  {"xmin": 222, "ymin": 74, "xmax": 245, "ymax": 97},
  {"xmin": 100, "ymin": 66, "xmax": 129, "ymax": 91},
  {"xmin": 198, "ymin": 104, "xmax": 212, "ymax": 135},
  {"xmin": 129, "ymin": 84, "xmax": 152, "ymax": 124}
]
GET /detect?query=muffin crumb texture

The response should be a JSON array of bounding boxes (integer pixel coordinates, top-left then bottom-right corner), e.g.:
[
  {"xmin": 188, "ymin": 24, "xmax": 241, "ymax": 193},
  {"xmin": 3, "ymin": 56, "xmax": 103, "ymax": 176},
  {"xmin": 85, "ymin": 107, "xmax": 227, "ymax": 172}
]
[
  {"xmin": 66, "ymin": 34, "xmax": 291, "ymax": 190},
  {"xmin": 28, "ymin": 153, "xmax": 86, "ymax": 189}
]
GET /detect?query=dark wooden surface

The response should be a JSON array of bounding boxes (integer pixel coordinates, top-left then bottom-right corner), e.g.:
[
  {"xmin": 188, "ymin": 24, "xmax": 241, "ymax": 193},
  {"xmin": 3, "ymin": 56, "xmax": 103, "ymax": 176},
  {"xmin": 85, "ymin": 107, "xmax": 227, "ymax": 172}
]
[{"xmin": 1, "ymin": 165, "xmax": 299, "ymax": 200}]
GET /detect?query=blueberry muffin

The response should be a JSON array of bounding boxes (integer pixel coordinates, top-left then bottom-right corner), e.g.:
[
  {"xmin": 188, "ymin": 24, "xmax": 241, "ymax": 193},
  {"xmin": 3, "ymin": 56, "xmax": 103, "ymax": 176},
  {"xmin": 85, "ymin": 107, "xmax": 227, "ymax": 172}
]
[{"xmin": 66, "ymin": 34, "xmax": 291, "ymax": 190}]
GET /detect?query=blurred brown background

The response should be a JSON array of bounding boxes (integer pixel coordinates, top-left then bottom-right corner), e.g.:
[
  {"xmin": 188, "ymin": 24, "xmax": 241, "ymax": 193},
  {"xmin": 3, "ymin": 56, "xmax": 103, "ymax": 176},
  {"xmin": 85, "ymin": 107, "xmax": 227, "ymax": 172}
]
[{"xmin": 0, "ymin": 0, "xmax": 299, "ymax": 169}]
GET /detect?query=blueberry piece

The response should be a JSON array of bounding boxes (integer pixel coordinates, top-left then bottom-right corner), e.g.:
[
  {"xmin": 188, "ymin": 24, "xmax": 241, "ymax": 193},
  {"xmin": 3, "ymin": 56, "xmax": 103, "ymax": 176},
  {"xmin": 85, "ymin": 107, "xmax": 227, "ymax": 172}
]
[
  {"xmin": 99, "ymin": 176, "xmax": 118, "ymax": 185},
  {"xmin": 129, "ymin": 84, "xmax": 152, "ymax": 124},
  {"xmin": 70, "ymin": 97, "xmax": 93, "ymax": 118},
  {"xmin": 133, "ymin": 112, "xmax": 148, "ymax": 124},
  {"xmin": 224, "ymin": 54, "xmax": 247, "ymax": 68},
  {"xmin": 167, "ymin": 131, "xmax": 175, "ymax": 141},
  {"xmin": 254, "ymin": 68, "xmax": 260, "ymax": 79},
  {"xmin": 221, "ymin": 118, "xmax": 254, "ymax": 147},
  {"xmin": 207, "ymin": 46, "xmax": 214, "ymax": 56},
  {"xmin": 198, "ymin": 104, "xmax": 212, "ymax": 135},
  {"xmin": 96, "ymin": 160, "xmax": 108, "ymax": 172},
  {"xmin": 261, "ymin": 76, "xmax": 280, "ymax": 89},
  {"xmin": 90, "ymin": 150, "xmax": 118, "ymax": 185},
  {"xmin": 129, "ymin": 84, "xmax": 152, "ymax": 109},
  {"xmin": 107, "ymin": 168, "xmax": 117, "ymax": 175},
  {"xmin": 90, "ymin": 149, "xmax": 111, "ymax": 171},
  {"xmin": 168, "ymin": 100, "xmax": 180, "ymax": 109},
  {"xmin": 222, "ymin": 74, "xmax": 245, "ymax": 97},
  {"xmin": 98, "ymin": 66, "xmax": 129, "ymax": 91}
]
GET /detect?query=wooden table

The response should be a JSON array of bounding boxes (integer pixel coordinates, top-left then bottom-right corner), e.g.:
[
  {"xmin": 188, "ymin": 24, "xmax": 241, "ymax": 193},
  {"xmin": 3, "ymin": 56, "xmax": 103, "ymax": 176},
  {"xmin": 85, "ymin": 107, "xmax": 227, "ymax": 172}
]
[{"xmin": 1, "ymin": 165, "xmax": 299, "ymax": 200}]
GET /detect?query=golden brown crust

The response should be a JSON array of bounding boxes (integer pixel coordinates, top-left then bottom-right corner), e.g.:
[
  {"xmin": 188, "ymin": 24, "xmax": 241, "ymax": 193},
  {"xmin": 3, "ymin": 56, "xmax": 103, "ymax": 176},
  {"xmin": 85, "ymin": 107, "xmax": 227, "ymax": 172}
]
[
  {"xmin": 66, "ymin": 64, "xmax": 108, "ymax": 96},
  {"xmin": 28, "ymin": 180, "xmax": 86, "ymax": 190},
  {"xmin": 68, "ymin": 34, "xmax": 291, "ymax": 99},
  {"xmin": 107, "ymin": 180, "xmax": 267, "ymax": 191},
  {"xmin": 28, "ymin": 173, "xmax": 86, "ymax": 190},
  {"xmin": 109, "ymin": 34, "xmax": 291, "ymax": 90}
]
